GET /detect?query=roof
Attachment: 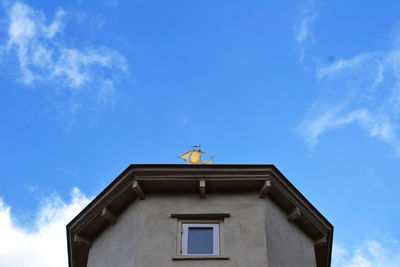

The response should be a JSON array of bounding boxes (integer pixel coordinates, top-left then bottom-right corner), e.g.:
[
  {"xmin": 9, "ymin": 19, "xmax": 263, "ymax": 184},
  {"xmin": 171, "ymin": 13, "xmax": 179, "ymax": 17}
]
[{"xmin": 66, "ymin": 164, "xmax": 333, "ymax": 267}]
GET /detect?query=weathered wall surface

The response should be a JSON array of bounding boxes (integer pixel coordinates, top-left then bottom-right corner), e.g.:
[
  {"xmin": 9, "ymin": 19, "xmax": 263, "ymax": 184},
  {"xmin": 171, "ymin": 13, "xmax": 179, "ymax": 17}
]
[
  {"xmin": 265, "ymin": 199, "xmax": 317, "ymax": 267},
  {"xmin": 87, "ymin": 193, "xmax": 316, "ymax": 267}
]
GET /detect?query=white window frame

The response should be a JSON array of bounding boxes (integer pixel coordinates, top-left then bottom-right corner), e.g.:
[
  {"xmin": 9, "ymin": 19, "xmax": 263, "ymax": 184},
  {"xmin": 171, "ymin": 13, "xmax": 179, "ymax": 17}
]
[{"xmin": 181, "ymin": 223, "xmax": 220, "ymax": 255}]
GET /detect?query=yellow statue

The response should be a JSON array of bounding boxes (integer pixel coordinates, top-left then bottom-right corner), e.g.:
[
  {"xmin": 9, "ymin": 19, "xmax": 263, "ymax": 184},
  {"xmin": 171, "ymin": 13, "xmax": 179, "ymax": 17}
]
[{"xmin": 179, "ymin": 146, "xmax": 214, "ymax": 164}]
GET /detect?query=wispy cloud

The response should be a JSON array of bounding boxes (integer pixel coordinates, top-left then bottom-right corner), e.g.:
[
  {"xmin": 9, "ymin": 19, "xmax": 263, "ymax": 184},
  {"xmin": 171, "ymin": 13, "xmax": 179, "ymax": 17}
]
[
  {"xmin": 333, "ymin": 240, "xmax": 400, "ymax": 267},
  {"xmin": 0, "ymin": 188, "xmax": 90, "ymax": 267},
  {"xmin": 316, "ymin": 53, "xmax": 377, "ymax": 79},
  {"xmin": 294, "ymin": 0, "xmax": 317, "ymax": 62},
  {"xmin": 298, "ymin": 37, "xmax": 400, "ymax": 154},
  {"xmin": 1, "ymin": 2, "xmax": 127, "ymax": 110}
]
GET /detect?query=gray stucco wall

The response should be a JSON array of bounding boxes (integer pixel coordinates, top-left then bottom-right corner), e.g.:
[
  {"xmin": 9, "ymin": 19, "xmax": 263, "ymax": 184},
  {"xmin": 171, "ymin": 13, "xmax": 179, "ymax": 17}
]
[
  {"xmin": 87, "ymin": 193, "xmax": 316, "ymax": 267},
  {"xmin": 265, "ymin": 199, "xmax": 317, "ymax": 267},
  {"xmin": 86, "ymin": 195, "xmax": 140, "ymax": 267}
]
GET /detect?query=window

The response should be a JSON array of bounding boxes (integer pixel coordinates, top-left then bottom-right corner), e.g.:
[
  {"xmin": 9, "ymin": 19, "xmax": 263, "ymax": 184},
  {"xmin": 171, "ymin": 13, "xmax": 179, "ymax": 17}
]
[
  {"xmin": 171, "ymin": 213, "xmax": 230, "ymax": 260},
  {"xmin": 182, "ymin": 223, "xmax": 219, "ymax": 255}
]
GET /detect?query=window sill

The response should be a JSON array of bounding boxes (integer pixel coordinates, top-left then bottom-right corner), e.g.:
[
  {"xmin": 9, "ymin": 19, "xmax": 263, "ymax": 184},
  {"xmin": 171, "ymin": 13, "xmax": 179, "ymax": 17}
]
[{"xmin": 172, "ymin": 255, "xmax": 229, "ymax": 260}]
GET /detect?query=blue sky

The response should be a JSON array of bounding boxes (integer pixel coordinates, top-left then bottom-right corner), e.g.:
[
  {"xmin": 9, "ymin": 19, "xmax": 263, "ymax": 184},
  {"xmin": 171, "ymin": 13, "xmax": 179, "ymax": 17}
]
[{"xmin": 1, "ymin": 0, "xmax": 400, "ymax": 266}]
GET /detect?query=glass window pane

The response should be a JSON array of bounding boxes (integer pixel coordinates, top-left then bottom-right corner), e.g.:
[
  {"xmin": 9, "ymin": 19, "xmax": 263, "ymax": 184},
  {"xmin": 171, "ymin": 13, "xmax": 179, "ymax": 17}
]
[{"xmin": 188, "ymin": 227, "xmax": 213, "ymax": 254}]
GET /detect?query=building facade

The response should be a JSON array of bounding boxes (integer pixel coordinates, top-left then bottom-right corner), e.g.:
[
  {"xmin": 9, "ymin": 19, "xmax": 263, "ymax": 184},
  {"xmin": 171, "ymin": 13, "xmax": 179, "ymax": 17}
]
[{"xmin": 67, "ymin": 165, "xmax": 333, "ymax": 267}]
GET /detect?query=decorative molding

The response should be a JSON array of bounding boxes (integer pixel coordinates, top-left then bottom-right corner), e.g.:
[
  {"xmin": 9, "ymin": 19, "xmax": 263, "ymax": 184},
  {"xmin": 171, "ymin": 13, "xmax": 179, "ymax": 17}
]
[
  {"xmin": 259, "ymin": 179, "xmax": 272, "ymax": 198},
  {"xmin": 199, "ymin": 180, "xmax": 206, "ymax": 198},
  {"xmin": 288, "ymin": 207, "xmax": 301, "ymax": 221},
  {"xmin": 74, "ymin": 234, "xmax": 92, "ymax": 246},
  {"xmin": 172, "ymin": 255, "xmax": 229, "ymax": 260},
  {"xmin": 314, "ymin": 236, "xmax": 327, "ymax": 247},
  {"xmin": 171, "ymin": 213, "xmax": 230, "ymax": 220},
  {"xmin": 132, "ymin": 180, "xmax": 145, "ymax": 200},
  {"xmin": 101, "ymin": 207, "xmax": 117, "ymax": 224}
]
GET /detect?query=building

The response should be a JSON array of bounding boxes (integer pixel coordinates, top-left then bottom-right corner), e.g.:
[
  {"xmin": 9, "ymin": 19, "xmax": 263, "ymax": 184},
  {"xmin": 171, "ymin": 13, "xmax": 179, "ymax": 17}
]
[{"xmin": 67, "ymin": 164, "xmax": 333, "ymax": 267}]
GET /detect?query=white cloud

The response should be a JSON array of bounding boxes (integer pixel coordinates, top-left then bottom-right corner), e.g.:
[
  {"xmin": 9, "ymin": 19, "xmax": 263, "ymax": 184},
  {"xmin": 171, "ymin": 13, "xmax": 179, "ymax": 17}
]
[
  {"xmin": 299, "ymin": 106, "xmax": 368, "ymax": 148},
  {"xmin": 96, "ymin": 79, "xmax": 117, "ymax": 106},
  {"xmin": 0, "ymin": 188, "xmax": 91, "ymax": 267},
  {"xmin": 294, "ymin": 0, "xmax": 317, "ymax": 62},
  {"xmin": 299, "ymin": 37, "xmax": 400, "ymax": 154},
  {"xmin": 1, "ymin": 2, "xmax": 127, "ymax": 109},
  {"xmin": 333, "ymin": 241, "xmax": 400, "ymax": 267},
  {"xmin": 295, "ymin": 8, "xmax": 316, "ymax": 44},
  {"xmin": 300, "ymin": 105, "xmax": 400, "ymax": 153},
  {"xmin": 316, "ymin": 53, "xmax": 376, "ymax": 79}
]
